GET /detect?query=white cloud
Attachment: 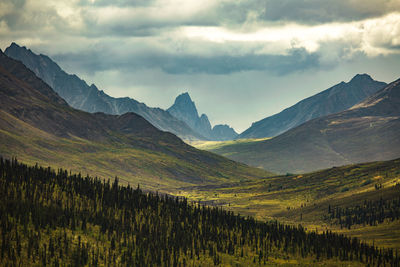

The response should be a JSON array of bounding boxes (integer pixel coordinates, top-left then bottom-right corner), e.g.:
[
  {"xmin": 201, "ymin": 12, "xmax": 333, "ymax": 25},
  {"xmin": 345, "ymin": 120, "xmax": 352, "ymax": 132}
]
[
  {"xmin": 1, "ymin": 0, "xmax": 400, "ymax": 131},
  {"xmin": 180, "ymin": 12, "xmax": 400, "ymax": 58},
  {"xmin": 2, "ymin": 0, "xmax": 399, "ymax": 61}
]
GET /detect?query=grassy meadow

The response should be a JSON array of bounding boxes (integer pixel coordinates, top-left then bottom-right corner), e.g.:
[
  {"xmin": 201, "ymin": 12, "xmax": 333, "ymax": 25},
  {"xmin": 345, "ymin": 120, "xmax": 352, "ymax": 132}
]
[
  {"xmin": 174, "ymin": 158, "xmax": 400, "ymax": 250},
  {"xmin": 187, "ymin": 137, "xmax": 271, "ymax": 151}
]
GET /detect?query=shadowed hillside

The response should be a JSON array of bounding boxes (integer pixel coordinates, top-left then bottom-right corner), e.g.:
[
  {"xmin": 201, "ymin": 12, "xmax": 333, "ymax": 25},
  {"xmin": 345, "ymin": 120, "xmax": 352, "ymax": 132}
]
[
  {"xmin": 239, "ymin": 74, "xmax": 386, "ymax": 139},
  {"xmin": 4, "ymin": 43, "xmax": 206, "ymax": 141},
  {"xmin": 1, "ymin": 158, "xmax": 398, "ymax": 266},
  {"xmin": 0, "ymin": 50, "xmax": 271, "ymax": 190},
  {"xmin": 204, "ymin": 78, "xmax": 400, "ymax": 174}
]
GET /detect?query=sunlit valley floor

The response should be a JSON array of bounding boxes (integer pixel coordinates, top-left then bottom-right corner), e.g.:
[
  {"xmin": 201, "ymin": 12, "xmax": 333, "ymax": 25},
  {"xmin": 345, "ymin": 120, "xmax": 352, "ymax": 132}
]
[
  {"xmin": 1, "ymin": 46, "xmax": 399, "ymax": 266},
  {"xmin": 173, "ymin": 154, "xmax": 400, "ymax": 250}
]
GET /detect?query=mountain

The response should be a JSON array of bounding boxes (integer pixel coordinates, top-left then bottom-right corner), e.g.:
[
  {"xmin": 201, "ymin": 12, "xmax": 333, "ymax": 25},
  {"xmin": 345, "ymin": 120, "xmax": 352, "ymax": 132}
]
[
  {"xmin": 211, "ymin": 124, "xmax": 238, "ymax": 141},
  {"xmin": 4, "ymin": 42, "xmax": 205, "ymax": 141},
  {"xmin": 239, "ymin": 74, "xmax": 387, "ymax": 138},
  {"xmin": 0, "ymin": 50, "xmax": 272, "ymax": 190},
  {"xmin": 204, "ymin": 78, "xmax": 400, "ymax": 174},
  {"xmin": 167, "ymin": 92, "xmax": 238, "ymax": 141}
]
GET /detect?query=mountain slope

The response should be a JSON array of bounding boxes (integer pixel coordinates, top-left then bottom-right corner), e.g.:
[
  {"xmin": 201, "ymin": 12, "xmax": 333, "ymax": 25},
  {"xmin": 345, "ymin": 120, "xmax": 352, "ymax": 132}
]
[
  {"xmin": 179, "ymin": 158, "xmax": 400, "ymax": 249},
  {"xmin": 239, "ymin": 74, "xmax": 387, "ymax": 138},
  {"xmin": 0, "ymin": 50, "xmax": 271, "ymax": 190},
  {"xmin": 4, "ymin": 43, "xmax": 205, "ymax": 141},
  {"xmin": 168, "ymin": 92, "xmax": 238, "ymax": 140},
  {"xmin": 205, "ymin": 78, "xmax": 400, "ymax": 173},
  {"xmin": 3, "ymin": 159, "xmax": 396, "ymax": 266}
]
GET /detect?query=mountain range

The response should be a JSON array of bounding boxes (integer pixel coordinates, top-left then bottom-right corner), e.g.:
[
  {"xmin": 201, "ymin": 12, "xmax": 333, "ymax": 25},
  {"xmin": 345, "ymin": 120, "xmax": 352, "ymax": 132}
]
[
  {"xmin": 4, "ymin": 43, "xmax": 237, "ymax": 141},
  {"xmin": 0, "ymin": 49, "xmax": 271, "ymax": 189},
  {"xmin": 167, "ymin": 92, "xmax": 238, "ymax": 140},
  {"xmin": 3, "ymin": 42, "xmax": 399, "ymax": 176},
  {"xmin": 205, "ymin": 77, "xmax": 400, "ymax": 173},
  {"xmin": 239, "ymin": 74, "xmax": 387, "ymax": 138}
]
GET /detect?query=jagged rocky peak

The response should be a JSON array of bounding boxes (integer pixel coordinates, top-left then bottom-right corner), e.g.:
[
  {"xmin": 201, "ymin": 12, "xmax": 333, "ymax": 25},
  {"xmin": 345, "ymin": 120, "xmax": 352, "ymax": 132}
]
[
  {"xmin": 167, "ymin": 92, "xmax": 202, "ymax": 132},
  {"xmin": 175, "ymin": 92, "xmax": 193, "ymax": 104},
  {"xmin": 4, "ymin": 43, "xmax": 206, "ymax": 140},
  {"xmin": 6, "ymin": 43, "xmax": 36, "ymax": 59},
  {"xmin": 168, "ymin": 92, "xmax": 238, "ymax": 141},
  {"xmin": 5, "ymin": 42, "xmax": 63, "ymax": 89},
  {"xmin": 7, "ymin": 42, "xmax": 22, "ymax": 50},
  {"xmin": 197, "ymin": 114, "xmax": 212, "ymax": 132},
  {"xmin": 173, "ymin": 92, "xmax": 193, "ymax": 107},
  {"xmin": 170, "ymin": 92, "xmax": 199, "ymax": 118}
]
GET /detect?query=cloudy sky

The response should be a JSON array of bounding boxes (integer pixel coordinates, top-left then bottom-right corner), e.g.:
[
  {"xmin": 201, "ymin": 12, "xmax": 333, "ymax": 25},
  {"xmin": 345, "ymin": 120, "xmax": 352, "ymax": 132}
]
[{"xmin": 1, "ymin": 0, "xmax": 400, "ymax": 132}]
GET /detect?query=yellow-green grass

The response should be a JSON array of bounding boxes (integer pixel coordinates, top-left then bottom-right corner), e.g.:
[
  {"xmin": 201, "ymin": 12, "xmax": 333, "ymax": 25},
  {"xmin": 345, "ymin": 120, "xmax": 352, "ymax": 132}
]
[
  {"xmin": 187, "ymin": 137, "xmax": 271, "ymax": 151},
  {"xmin": 0, "ymin": 111, "xmax": 272, "ymax": 192},
  {"xmin": 175, "ymin": 159, "xmax": 400, "ymax": 249}
]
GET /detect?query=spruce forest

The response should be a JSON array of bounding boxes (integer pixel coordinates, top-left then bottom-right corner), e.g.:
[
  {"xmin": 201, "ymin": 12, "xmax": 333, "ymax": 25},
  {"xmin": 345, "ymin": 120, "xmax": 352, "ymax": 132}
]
[
  {"xmin": 326, "ymin": 196, "xmax": 400, "ymax": 229},
  {"xmin": 1, "ymin": 158, "xmax": 399, "ymax": 266},
  {"xmin": 2, "ymin": 0, "xmax": 400, "ymax": 265}
]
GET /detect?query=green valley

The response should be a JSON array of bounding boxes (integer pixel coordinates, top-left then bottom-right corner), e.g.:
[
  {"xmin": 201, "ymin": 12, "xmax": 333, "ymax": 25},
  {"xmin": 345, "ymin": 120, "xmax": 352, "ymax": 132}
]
[
  {"xmin": 1, "ymin": 158, "xmax": 398, "ymax": 266},
  {"xmin": 1, "ymin": 43, "xmax": 400, "ymax": 266},
  {"xmin": 176, "ymin": 158, "xmax": 400, "ymax": 250},
  {"xmin": 2, "ymin": 0, "xmax": 400, "ymax": 266},
  {"xmin": 0, "ymin": 50, "xmax": 271, "ymax": 192}
]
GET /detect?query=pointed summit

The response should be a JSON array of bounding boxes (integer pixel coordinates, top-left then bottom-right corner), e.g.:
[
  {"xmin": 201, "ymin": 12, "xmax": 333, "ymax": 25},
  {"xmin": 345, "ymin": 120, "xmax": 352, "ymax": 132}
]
[
  {"xmin": 168, "ymin": 92, "xmax": 203, "ymax": 134},
  {"xmin": 3, "ymin": 43, "xmax": 206, "ymax": 140},
  {"xmin": 5, "ymin": 42, "xmax": 63, "ymax": 89},
  {"xmin": 174, "ymin": 92, "xmax": 192, "ymax": 103},
  {"xmin": 5, "ymin": 43, "xmax": 33, "ymax": 56},
  {"xmin": 197, "ymin": 114, "xmax": 212, "ymax": 134},
  {"xmin": 9, "ymin": 42, "xmax": 20, "ymax": 49},
  {"xmin": 168, "ymin": 92, "xmax": 200, "ymax": 128},
  {"xmin": 172, "ymin": 92, "xmax": 198, "ymax": 117},
  {"xmin": 239, "ymin": 73, "xmax": 387, "ymax": 139},
  {"xmin": 167, "ymin": 93, "xmax": 238, "ymax": 140},
  {"xmin": 5, "ymin": 43, "xmax": 24, "ymax": 55},
  {"xmin": 350, "ymin": 73, "xmax": 373, "ymax": 83}
]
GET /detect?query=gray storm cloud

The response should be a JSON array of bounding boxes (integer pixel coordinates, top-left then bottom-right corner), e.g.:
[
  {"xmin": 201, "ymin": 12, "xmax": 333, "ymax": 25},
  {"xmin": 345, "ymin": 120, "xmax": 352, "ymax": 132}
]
[
  {"xmin": 0, "ymin": 0, "xmax": 399, "ymax": 131},
  {"xmin": 53, "ymin": 47, "xmax": 321, "ymax": 75}
]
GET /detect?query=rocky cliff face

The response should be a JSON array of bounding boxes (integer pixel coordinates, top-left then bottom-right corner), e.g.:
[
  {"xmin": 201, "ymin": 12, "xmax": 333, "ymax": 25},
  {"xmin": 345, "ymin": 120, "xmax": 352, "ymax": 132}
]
[
  {"xmin": 4, "ymin": 43, "xmax": 205, "ymax": 141},
  {"xmin": 167, "ymin": 93, "xmax": 238, "ymax": 140},
  {"xmin": 167, "ymin": 93, "xmax": 201, "ymax": 130},
  {"xmin": 0, "ymin": 50, "xmax": 270, "ymax": 186},
  {"xmin": 239, "ymin": 74, "xmax": 387, "ymax": 139}
]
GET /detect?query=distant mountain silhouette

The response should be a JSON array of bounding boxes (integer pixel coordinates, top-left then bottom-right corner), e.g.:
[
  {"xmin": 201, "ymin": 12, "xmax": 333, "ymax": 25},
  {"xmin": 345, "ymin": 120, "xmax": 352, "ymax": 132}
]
[
  {"xmin": 4, "ymin": 43, "xmax": 205, "ymax": 141},
  {"xmin": 208, "ymin": 78, "xmax": 400, "ymax": 173},
  {"xmin": 239, "ymin": 74, "xmax": 387, "ymax": 138},
  {"xmin": 168, "ymin": 93, "xmax": 238, "ymax": 141},
  {"xmin": 0, "ymin": 50, "xmax": 271, "ymax": 186}
]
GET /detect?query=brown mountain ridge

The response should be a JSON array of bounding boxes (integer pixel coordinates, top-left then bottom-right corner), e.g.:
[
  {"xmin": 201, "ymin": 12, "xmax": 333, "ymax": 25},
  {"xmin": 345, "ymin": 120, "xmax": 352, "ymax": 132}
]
[
  {"xmin": 207, "ymin": 78, "xmax": 400, "ymax": 174},
  {"xmin": 0, "ymin": 50, "xmax": 271, "ymax": 189}
]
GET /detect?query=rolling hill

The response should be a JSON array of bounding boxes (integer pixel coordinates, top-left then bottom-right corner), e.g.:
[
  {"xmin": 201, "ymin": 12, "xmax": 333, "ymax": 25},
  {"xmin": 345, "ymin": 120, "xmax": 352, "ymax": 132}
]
[
  {"xmin": 177, "ymin": 158, "xmax": 400, "ymax": 249},
  {"xmin": 3, "ymin": 158, "xmax": 398, "ymax": 266},
  {"xmin": 239, "ymin": 74, "xmax": 387, "ymax": 139},
  {"xmin": 4, "ymin": 43, "xmax": 206, "ymax": 141},
  {"xmin": 0, "ymin": 50, "xmax": 271, "ymax": 191},
  {"xmin": 202, "ymin": 78, "xmax": 400, "ymax": 174}
]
